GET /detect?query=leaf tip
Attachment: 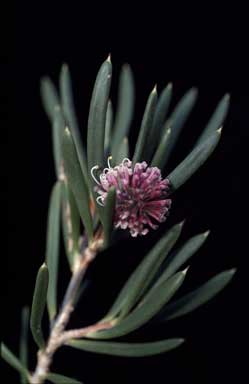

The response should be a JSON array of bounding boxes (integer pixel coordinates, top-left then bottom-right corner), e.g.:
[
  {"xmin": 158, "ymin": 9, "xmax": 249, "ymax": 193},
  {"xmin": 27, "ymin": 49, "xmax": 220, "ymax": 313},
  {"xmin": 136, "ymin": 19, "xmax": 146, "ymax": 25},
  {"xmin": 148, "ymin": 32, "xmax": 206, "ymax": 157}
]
[
  {"xmin": 203, "ymin": 230, "xmax": 210, "ymax": 238},
  {"xmin": 182, "ymin": 266, "xmax": 190, "ymax": 275},
  {"xmin": 178, "ymin": 219, "xmax": 186, "ymax": 228},
  {"xmin": 152, "ymin": 84, "xmax": 157, "ymax": 94},
  {"xmin": 107, "ymin": 53, "xmax": 112, "ymax": 63},
  {"xmin": 167, "ymin": 82, "xmax": 173, "ymax": 90},
  {"xmin": 217, "ymin": 126, "xmax": 223, "ymax": 134}
]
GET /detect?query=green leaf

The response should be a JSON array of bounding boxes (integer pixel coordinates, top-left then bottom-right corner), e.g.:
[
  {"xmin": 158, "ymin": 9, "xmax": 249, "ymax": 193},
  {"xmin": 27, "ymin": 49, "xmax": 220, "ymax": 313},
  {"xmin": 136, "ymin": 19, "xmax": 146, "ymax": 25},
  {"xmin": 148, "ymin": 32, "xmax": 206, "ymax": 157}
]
[
  {"xmin": 46, "ymin": 182, "xmax": 62, "ymax": 321},
  {"xmin": 62, "ymin": 182, "xmax": 80, "ymax": 270},
  {"xmin": 62, "ymin": 128, "xmax": 93, "ymax": 241},
  {"xmin": 146, "ymin": 83, "xmax": 173, "ymax": 161},
  {"xmin": 87, "ymin": 56, "xmax": 112, "ymax": 174},
  {"xmin": 151, "ymin": 122, "xmax": 172, "ymax": 168},
  {"xmin": 158, "ymin": 231, "xmax": 209, "ymax": 282},
  {"xmin": 19, "ymin": 307, "xmax": 30, "ymax": 384},
  {"xmin": 167, "ymin": 129, "xmax": 222, "ymax": 192},
  {"xmin": 104, "ymin": 222, "xmax": 184, "ymax": 321},
  {"xmin": 102, "ymin": 187, "xmax": 116, "ymax": 248},
  {"xmin": 1, "ymin": 343, "xmax": 30, "ymax": 379},
  {"xmin": 133, "ymin": 86, "xmax": 158, "ymax": 163},
  {"xmin": 111, "ymin": 64, "xmax": 135, "ymax": 162},
  {"xmin": 52, "ymin": 107, "xmax": 65, "ymax": 178},
  {"xmin": 87, "ymin": 270, "xmax": 187, "ymax": 340},
  {"xmin": 196, "ymin": 94, "xmax": 230, "ymax": 145},
  {"xmin": 59, "ymin": 64, "xmax": 88, "ymax": 183},
  {"xmin": 46, "ymin": 372, "xmax": 82, "ymax": 384},
  {"xmin": 115, "ymin": 137, "xmax": 129, "ymax": 164},
  {"xmin": 30, "ymin": 264, "xmax": 49, "ymax": 348},
  {"xmin": 162, "ymin": 88, "xmax": 198, "ymax": 166},
  {"xmin": 40, "ymin": 77, "xmax": 60, "ymax": 122},
  {"xmin": 155, "ymin": 269, "xmax": 236, "ymax": 322},
  {"xmin": 104, "ymin": 100, "xmax": 113, "ymax": 153},
  {"xmin": 68, "ymin": 338, "xmax": 184, "ymax": 357}
]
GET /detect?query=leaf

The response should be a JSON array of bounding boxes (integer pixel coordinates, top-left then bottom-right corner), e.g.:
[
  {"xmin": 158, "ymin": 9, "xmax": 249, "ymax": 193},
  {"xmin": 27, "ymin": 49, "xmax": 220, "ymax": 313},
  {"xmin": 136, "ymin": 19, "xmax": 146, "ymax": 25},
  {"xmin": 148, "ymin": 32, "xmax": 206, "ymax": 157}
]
[
  {"xmin": 52, "ymin": 106, "xmax": 65, "ymax": 178},
  {"xmin": 30, "ymin": 264, "xmax": 49, "ymax": 349},
  {"xmin": 155, "ymin": 269, "xmax": 236, "ymax": 322},
  {"xmin": 87, "ymin": 270, "xmax": 187, "ymax": 340},
  {"xmin": 162, "ymin": 88, "xmax": 198, "ymax": 166},
  {"xmin": 151, "ymin": 122, "xmax": 172, "ymax": 168},
  {"xmin": 62, "ymin": 182, "xmax": 80, "ymax": 270},
  {"xmin": 104, "ymin": 222, "xmax": 184, "ymax": 321},
  {"xmin": 62, "ymin": 128, "xmax": 93, "ymax": 241},
  {"xmin": 68, "ymin": 338, "xmax": 184, "ymax": 357},
  {"xmin": 196, "ymin": 94, "xmax": 230, "ymax": 145},
  {"xmin": 46, "ymin": 372, "xmax": 82, "ymax": 384},
  {"xmin": 158, "ymin": 231, "xmax": 209, "ymax": 282},
  {"xmin": 133, "ymin": 86, "xmax": 158, "ymax": 163},
  {"xmin": 104, "ymin": 100, "xmax": 113, "ymax": 153},
  {"xmin": 40, "ymin": 77, "xmax": 60, "ymax": 122},
  {"xmin": 87, "ymin": 56, "xmax": 112, "ymax": 174},
  {"xmin": 111, "ymin": 64, "xmax": 135, "ymax": 162},
  {"xmin": 167, "ymin": 129, "xmax": 222, "ymax": 192},
  {"xmin": 146, "ymin": 83, "xmax": 173, "ymax": 161},
  {"xmin": 115, "ymin": 137, "xmax": 129, "ymax": 164},
  {"xmin": 102, "ymin": 186, "xmax": 116, "ymax": 248},
  {"xmin": 46, "ymin": 182, "xmax": 62, "ymax": 321},
  {"xmin": 59, "ymin": 64, "xmax": 88, "ymax": 183},
  {"xmin": 19, "ymin": 307, "xmax": 30, "ymax": 384},
  {"xmin": 1, "ymin": 343, "xmax": 30, "ymax": 379}
]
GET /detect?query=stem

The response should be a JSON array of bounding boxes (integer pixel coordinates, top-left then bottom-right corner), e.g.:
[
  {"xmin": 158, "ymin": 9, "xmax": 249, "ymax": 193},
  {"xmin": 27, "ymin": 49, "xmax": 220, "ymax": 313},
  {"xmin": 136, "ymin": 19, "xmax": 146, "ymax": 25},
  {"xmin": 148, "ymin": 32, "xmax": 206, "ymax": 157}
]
[{"xmin": 29, "ymin": 239, "xmax": 105, "ymax": 384}]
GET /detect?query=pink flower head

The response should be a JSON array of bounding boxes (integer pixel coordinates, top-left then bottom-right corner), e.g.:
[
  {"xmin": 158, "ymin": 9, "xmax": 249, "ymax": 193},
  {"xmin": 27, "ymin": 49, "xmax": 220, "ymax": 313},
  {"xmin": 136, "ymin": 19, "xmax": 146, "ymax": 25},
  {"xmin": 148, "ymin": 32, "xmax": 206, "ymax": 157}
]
[{"xmin": 91, "ymin": 157, "xmax": 172, "ymax": 237}]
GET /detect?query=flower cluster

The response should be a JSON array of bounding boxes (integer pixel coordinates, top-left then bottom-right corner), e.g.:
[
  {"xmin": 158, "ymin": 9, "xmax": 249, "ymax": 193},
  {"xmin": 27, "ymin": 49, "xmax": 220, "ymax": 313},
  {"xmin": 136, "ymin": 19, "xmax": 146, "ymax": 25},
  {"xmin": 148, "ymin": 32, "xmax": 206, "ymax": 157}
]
[{"xmin": 91, "ymin": 158, "xmax": 172, "ymax": 237}]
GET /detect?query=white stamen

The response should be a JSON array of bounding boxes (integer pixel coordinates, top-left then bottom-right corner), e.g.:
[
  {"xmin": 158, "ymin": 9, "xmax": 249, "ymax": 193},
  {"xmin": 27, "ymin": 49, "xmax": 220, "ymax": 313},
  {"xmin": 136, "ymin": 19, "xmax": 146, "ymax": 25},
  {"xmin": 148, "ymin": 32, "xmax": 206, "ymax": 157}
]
[
  {"xmin": 122, "ymin": 158, "xmax": 131, "ymax": 166},
  {"xmin": 90, "ymin": 165, "xmax": 101, "ymax": 185},
  {"xmin": 96, "ymin": 196, "xmax": 105, "ymax": 206},
  {"xmin": 107, "ymin": 156, "xmax": 113, "ymax": 169}
]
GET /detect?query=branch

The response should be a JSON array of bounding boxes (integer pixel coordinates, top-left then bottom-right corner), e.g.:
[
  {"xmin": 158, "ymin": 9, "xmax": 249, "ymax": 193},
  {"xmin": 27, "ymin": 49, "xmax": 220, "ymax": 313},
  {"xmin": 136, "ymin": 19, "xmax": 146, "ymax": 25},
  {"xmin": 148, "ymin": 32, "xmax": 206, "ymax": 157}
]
[{"xmin": 29, "ymin": 239, "xmax": 103, "ymax": 384}]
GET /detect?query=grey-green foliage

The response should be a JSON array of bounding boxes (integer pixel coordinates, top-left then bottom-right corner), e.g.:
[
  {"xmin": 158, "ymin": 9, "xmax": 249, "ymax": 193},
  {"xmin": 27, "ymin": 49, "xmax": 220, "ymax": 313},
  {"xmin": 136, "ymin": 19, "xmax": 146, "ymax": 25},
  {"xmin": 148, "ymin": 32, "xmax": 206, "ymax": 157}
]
[
  {"xmin": 30, "ymin": 264, "xmax": 49, "ymax": 349},
  {"xmin": 46, "ymin": 182, "xmax": 62, "ymax": 322},
  {"xmin": 3, "ymin": 58, "xmax": 235, "ymax": 381}
]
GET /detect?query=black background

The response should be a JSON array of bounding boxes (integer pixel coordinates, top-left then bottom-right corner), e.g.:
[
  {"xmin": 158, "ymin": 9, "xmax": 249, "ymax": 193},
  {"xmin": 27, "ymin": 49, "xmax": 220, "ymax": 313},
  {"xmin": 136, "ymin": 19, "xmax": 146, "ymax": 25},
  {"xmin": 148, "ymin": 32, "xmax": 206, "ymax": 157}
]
[{"xmin": 6, "ymin": 3, "xmax": 248, "ymax": 384}]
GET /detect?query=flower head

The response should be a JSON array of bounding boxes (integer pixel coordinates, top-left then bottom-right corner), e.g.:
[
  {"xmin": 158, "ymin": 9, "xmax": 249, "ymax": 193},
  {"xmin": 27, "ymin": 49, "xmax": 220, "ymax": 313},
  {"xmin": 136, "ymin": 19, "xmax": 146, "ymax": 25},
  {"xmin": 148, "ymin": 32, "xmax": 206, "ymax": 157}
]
[{"xmin": 91, "ymin": 158, "xmax": 172, "ymax": 237}]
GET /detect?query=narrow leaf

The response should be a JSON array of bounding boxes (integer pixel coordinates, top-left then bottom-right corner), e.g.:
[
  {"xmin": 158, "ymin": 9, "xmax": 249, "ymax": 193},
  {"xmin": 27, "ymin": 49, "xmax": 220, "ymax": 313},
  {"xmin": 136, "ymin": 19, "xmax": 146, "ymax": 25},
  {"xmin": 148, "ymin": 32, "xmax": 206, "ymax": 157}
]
[
  {"xmin": 30, "ymin": 264, "xmax": 49, "ymax": 348},
  {"xmin": 196, "ymin": 94, "xmax": 230, "ymax": 145},
  {"xmin": 59, "ymin": 64, "xmax": 88, "ymax": 183},
  {"xmin": 156, "ymin": 269, "xmax": 236, "ymax": 322},
  {"xmin": 40, "ymin": 77, "xmax": 60, "ymax": 122},
  {"xmin": 133, "ymin": 86, "xmax": 158, "ymax": 163},
  {"xmin": 151, "ymin": 123, "xmax": 172, "ymax": 168},
  {"xmin": 168, "ymin": 129, "xmax": 222, "ymax": 192},
  {"xmin": 111, "ymin": 64, "xmax": 135, "ymax": 162},
  {"xmin": 159, "ymin": 231, "xmax": 209, "ymax": 282},
  {"xmin": 19, "ymin": 307, "xmax": 29, "ymax": 384},
  {"xmin": 46, "ymin": 372, "xmax": 82, "ymax": 384},
  {"xmin": 62, "ymin": 182, "xmax": 80, "ymax": 270},
  {"xmin": 104, "ymin": 100, "xmax": 113, "ymax": 153},
  {"xmin": 102, "ymin": 186, "xmax": 116, "ymax": 248},
  {"xmin": 115, "ymin": 137, "xmax": 129, "ymax": 164},
  {"xmin": 87, "ymin": 271, "xmax": 186, "ymax": 339},
  {"xmin": 104, "ymin": 221, "xmax": 184, "ymax": 320},
  {"xmin": 68, "ymin": 338, "xmax": 184, "ymax": 357},
  {"xmin": 147, "ymin": 83, "xmax": 173, "ymax": 160},
  {"xmin": 1, "ymin": 343, "xmax": 29, "ymax": 379},
  {"xmin": 162, "ymin": 88, "xmax": 198, "ymax": 166},
  {"xmin": 87, "ymin": 57, "xmax": 112, "ymax": 174},
  {"xmin": 52, "ymin": 106, "xmax": 65, "ymax": 178},
  {"xmin": 62, "ymin": 128, "xmax": 93, "ymax": 241},
  {"xmin": 46, "ymin": 182, "xmax": 62, "ymax": 321}
]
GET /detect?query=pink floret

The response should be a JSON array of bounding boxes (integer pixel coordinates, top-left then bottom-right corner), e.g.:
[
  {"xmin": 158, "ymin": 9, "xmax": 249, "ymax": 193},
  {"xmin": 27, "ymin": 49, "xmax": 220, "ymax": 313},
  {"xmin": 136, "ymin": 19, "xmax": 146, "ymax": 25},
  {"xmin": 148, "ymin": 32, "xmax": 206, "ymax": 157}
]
[{"xmin": 93, "ymin": 158, "xmax": 172, "ymax": 237}]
